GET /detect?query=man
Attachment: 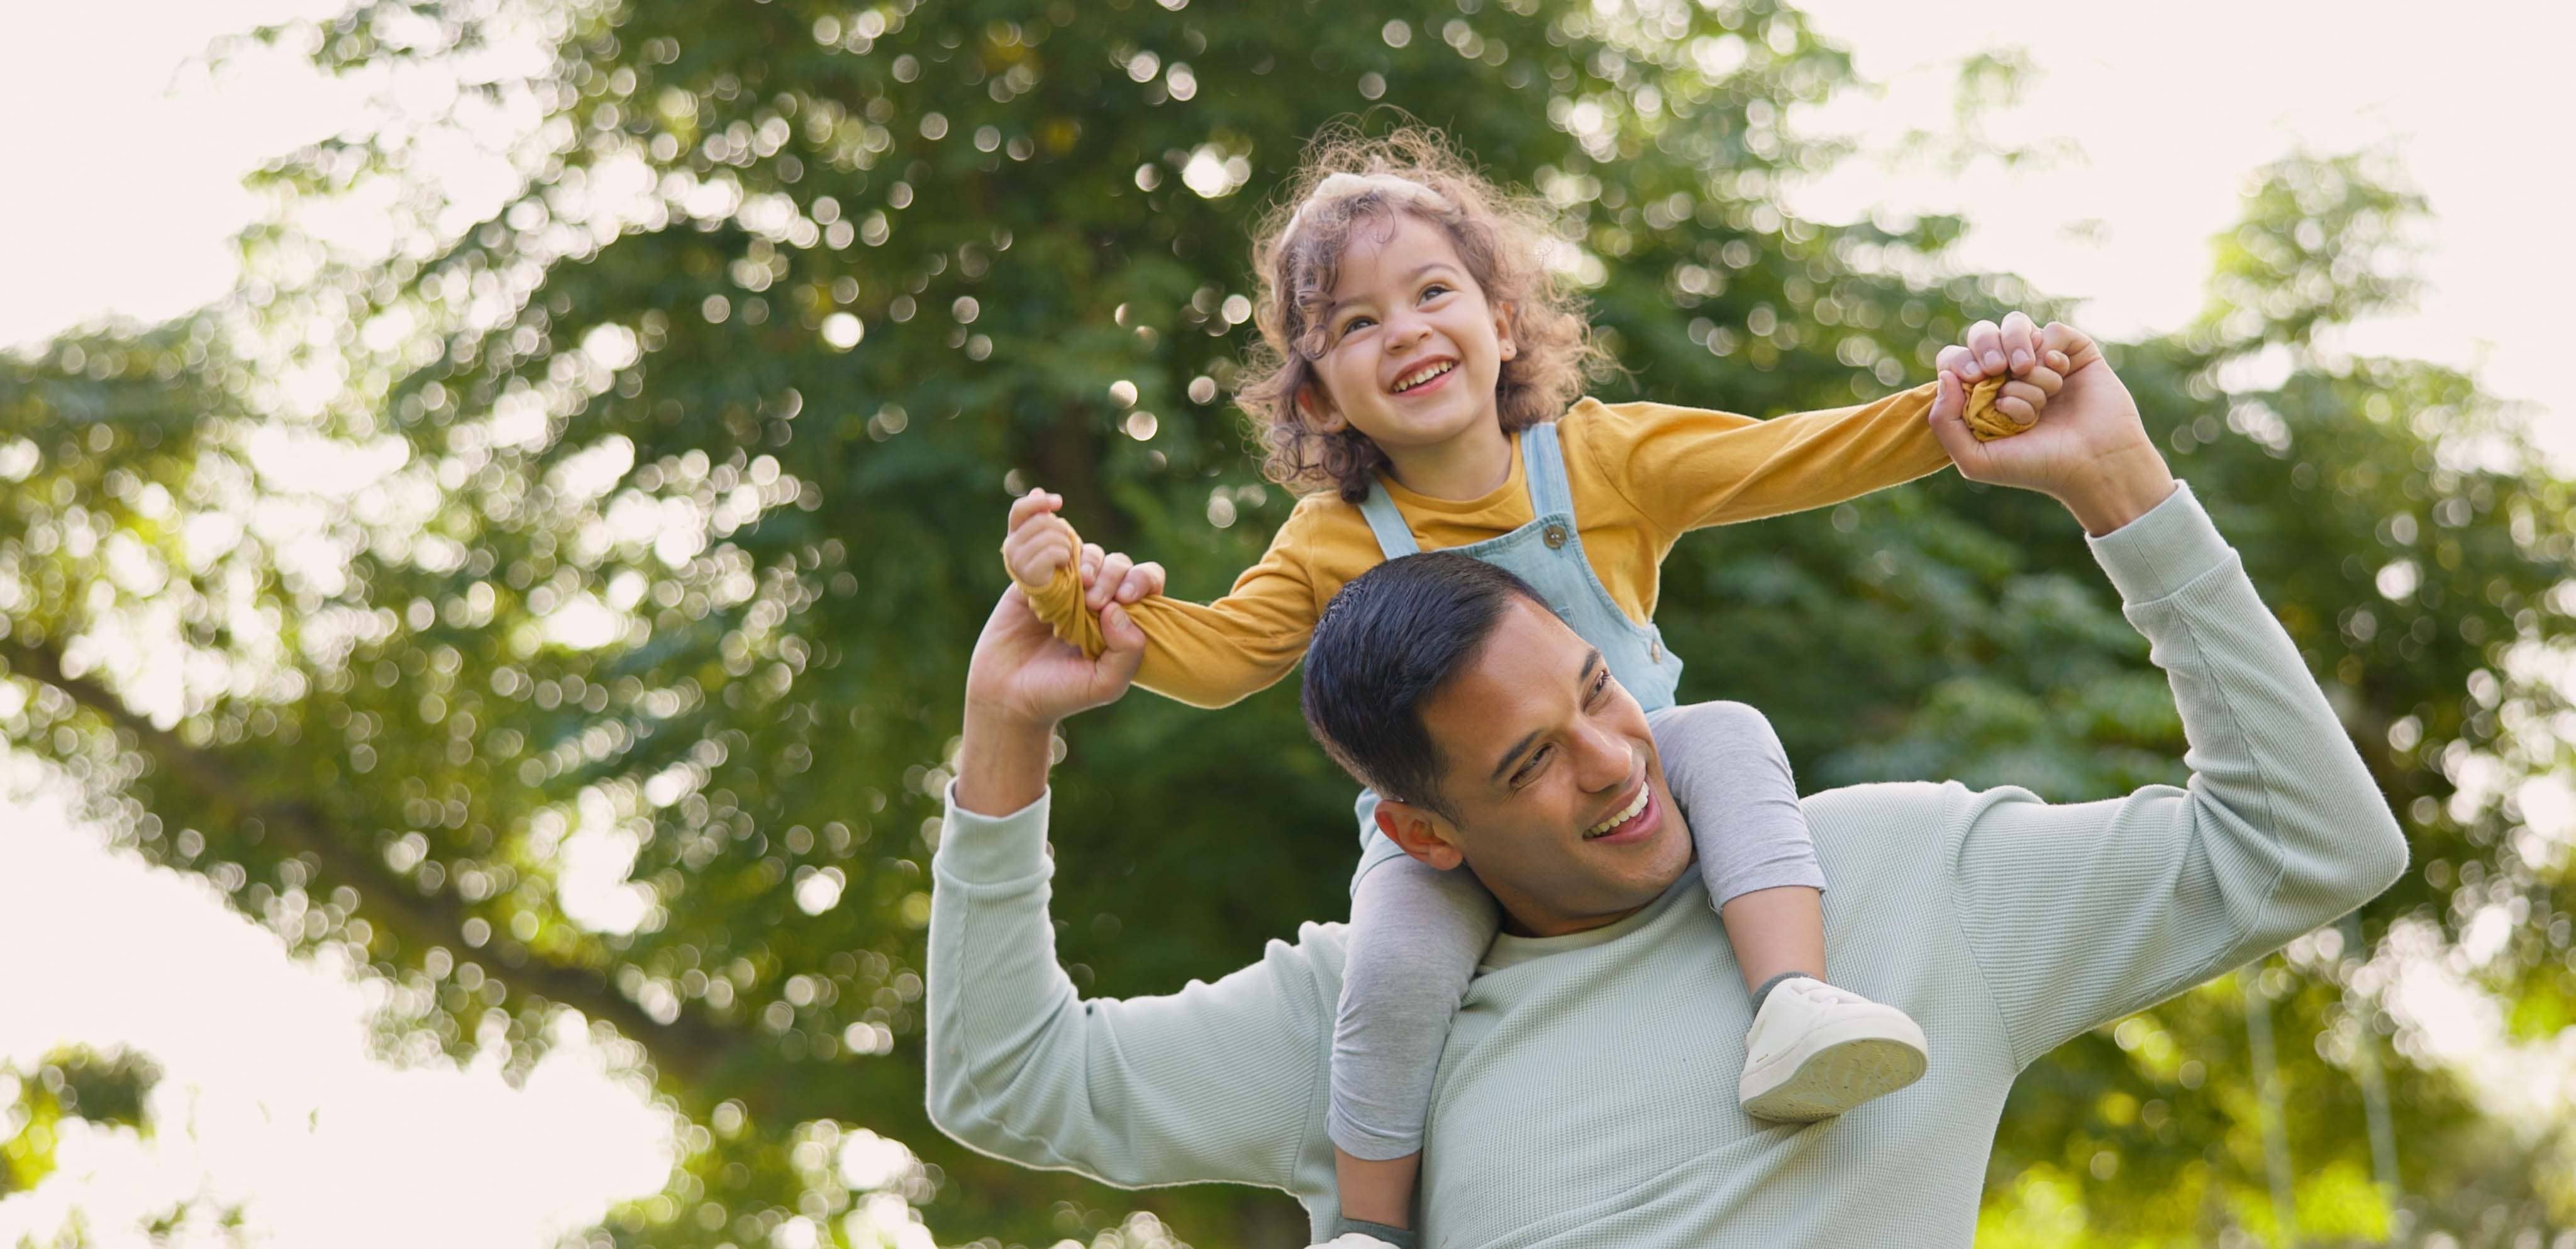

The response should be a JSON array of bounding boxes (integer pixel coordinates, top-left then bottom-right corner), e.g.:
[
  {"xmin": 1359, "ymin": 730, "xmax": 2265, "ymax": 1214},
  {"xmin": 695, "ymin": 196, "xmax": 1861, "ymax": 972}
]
[{"xmin": 925, "ymin": 328, "xmax": 2406, "ymax": 1246}]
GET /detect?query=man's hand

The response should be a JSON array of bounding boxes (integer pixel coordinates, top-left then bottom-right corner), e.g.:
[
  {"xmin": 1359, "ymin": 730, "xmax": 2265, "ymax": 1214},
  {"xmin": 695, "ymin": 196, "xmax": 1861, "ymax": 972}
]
[
  {"xmin": 965, "ymin": 586, "xmax": 1147, "ymax": 730},
  {"xmin": 1928, "ymin": 321, "xmax": 2179, "ymax": 536},
  {"xmin": 1946, "ymin": 311, "xmax": 2068, "ymax": 435},
  {"xmin": 955, "ymin": 547, "xmax": 1162, "ymax": 816}
]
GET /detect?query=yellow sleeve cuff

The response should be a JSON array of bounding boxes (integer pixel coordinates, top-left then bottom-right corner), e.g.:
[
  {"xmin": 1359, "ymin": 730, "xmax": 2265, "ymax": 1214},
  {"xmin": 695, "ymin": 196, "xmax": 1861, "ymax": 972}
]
[
  {"xmin": 1963, "ymin": 375, "xmax": 2028, "ymax": 442},
  {"xmin": 1008, "ymin": 531, "xmax": 1109, "ymax": 660}
]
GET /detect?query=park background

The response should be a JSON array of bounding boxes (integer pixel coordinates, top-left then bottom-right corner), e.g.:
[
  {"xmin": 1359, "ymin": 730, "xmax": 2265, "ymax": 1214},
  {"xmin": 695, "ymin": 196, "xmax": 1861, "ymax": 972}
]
[{"xmin": 4, "ymin": 0, "xmax": 2574, "ymax": 1246}]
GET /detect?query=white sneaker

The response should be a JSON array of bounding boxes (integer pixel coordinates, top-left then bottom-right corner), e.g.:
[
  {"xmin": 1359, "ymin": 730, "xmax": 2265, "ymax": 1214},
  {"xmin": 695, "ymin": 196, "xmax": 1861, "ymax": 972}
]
[
  {"xmin": 1313, "ymin": 1236, "xmax": 1403, "ymax": 1249},
  {"xmin": 1738, "ymin": 977, "xmax": 1928, "ymax": 1122}
]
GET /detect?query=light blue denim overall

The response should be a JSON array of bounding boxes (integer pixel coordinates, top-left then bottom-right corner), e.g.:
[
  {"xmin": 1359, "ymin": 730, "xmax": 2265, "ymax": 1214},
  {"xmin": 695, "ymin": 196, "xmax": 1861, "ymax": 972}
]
[{"xmin": 1346, "ymin": 420, "xmax": 1687, "ymax": 885}]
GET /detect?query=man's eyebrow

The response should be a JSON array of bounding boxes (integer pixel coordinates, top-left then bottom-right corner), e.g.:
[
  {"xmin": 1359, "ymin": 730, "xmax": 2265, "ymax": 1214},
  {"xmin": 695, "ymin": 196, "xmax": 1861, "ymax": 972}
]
[{"xmin": 1488, "ymin": 649, "xmax": 1601, "ymax": 786}]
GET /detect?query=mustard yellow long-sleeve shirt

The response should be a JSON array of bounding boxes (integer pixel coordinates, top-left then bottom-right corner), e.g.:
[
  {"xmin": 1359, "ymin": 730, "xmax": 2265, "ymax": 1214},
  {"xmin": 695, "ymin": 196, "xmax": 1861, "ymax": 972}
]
[{"xmin": 1026, "ymin": 382, "xmax": 1955, "ymax": 708}]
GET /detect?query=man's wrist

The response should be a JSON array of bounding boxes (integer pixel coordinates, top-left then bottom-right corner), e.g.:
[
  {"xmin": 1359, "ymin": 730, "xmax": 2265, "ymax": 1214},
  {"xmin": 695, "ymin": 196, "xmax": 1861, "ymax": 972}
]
[
  {"xmin": 954, "ymin": 702, "xmax": 1058, "ymax": 818},
  {"xmin": 2053, "ymin": 441, "xmax": 2179, "ymax": 537}
]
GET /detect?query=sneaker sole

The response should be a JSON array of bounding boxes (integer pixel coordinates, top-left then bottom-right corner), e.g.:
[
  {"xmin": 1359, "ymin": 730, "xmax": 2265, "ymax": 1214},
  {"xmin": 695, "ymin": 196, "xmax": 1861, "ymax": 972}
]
[{"xmin": 1740, "ymin": 1026, "xmax": 1928, "ymax": 1123}]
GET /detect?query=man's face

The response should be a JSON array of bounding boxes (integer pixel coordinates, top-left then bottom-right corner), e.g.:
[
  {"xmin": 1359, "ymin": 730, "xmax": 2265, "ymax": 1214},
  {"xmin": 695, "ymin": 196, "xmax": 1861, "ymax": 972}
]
[{"xmin": 1399, "ymin": 599, "xmax": 1693, "ymax": 936}]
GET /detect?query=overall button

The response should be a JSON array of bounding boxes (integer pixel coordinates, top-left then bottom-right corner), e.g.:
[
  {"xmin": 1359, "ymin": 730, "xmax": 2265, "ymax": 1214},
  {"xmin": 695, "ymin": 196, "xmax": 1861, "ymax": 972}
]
[
  {"xmin": 1650, "ymin": 638, "xmax": 1663, "ymax": 662},
  {"xmin": 1543, "ymin": 523, "xmax": 1569, "ymax": 549}
]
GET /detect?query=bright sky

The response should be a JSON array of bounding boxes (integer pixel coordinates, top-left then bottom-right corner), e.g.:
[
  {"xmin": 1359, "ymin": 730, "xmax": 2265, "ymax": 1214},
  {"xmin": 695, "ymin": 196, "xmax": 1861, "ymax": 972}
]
[
  {"xmin": 1, "ymin": 1, "xmax": 2567, "ymax": 1245},
  {"xmin": 1792, "ymin": 0, "xmax": 2575, "ymax": 468}
]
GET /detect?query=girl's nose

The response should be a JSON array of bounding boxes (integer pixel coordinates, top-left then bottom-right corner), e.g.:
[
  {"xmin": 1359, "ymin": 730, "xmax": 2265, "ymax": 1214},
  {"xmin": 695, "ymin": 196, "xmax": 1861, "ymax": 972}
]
[{"xmin": 1384, "ymin": 309, "xmax": 1430, "ymax": 350}]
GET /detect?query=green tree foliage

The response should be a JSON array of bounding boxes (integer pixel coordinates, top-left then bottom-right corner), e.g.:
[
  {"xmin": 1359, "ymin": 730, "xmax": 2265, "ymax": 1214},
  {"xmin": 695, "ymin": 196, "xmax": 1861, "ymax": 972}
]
[
  {"xmin": 0, "ymin": 1047, "xmax": 250, "ymax": 1247},
  {"xmin": 1, "ymin": 1048, "xmax": 159, "ymax": 1196},
  {"xmin": 1, "ymin": 1, "xmax": 2570, "ymax": 1245}
]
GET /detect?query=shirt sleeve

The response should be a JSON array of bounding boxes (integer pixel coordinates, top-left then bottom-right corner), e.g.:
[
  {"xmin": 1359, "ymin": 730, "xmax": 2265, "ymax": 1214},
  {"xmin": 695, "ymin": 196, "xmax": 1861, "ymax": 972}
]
[
  {"xmin": 1581, "ymin": 382, "xmax": 1953, "ymax": 540},
  {"xmin": 1016, "ymin": 503, "xmax": 1328, "ymax": 709},
  {"xmin": 925, "ymin": 782, "xmax": 1331, "ymax": 1191},
  {"xmin": 1940, "ymin": 483, "xmax": 2410, "ymax": 1067}
]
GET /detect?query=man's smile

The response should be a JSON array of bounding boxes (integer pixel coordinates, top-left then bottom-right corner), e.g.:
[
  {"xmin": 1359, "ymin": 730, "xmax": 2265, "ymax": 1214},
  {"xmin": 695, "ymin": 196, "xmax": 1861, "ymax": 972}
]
[{"xmin": 1582, "ymin": 771, "xmax": 1658, "ymax": 843}]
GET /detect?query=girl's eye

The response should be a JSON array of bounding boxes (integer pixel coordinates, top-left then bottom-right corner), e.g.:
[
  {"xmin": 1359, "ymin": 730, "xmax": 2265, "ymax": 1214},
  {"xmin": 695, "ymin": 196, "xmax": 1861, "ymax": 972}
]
[
  {"xmin": 1339, "ymin": 315, "xmax": 1375, "ymax": 337},
  {"xmin": 1420, "ymin": 282, "xmax": 1450, "ymax": 301}
]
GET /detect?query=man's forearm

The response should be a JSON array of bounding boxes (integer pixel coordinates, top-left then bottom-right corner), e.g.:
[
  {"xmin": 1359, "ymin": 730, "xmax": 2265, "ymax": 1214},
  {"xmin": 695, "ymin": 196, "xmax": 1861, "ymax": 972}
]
[{"xmin": 955, "ymin": 705, "xmax": 1055, "ymax": 817}]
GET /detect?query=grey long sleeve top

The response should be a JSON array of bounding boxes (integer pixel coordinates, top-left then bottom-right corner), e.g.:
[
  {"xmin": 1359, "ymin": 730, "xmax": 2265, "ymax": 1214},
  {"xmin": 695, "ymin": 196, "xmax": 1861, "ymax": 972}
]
[{"xmin": 925, "ymin": 482, "xmax": 2408, "ymax": 1247}]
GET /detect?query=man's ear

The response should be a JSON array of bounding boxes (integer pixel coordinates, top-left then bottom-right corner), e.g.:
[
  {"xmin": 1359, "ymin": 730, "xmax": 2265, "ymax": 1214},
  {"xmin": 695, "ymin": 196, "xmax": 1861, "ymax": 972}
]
[
  {"xmin": 1375, "ymin": 799, "xmax": 1465, "ymax": 872},
  {"xmin": 1296, "ymin": 383, "xmax": 1346, "ymax": 435}
]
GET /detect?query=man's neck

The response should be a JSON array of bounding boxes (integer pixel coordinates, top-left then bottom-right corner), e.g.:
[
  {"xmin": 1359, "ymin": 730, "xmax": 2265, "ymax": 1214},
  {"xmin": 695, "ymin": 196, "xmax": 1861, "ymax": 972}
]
[{"xmin": 1494, "ymin": 892, "xmax": 1658, "ymax": 939}]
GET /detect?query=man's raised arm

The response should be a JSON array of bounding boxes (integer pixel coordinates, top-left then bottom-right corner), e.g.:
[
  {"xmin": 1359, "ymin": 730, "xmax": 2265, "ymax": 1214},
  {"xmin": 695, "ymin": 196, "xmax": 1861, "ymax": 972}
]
[
  {"xmin": 926, "ymin": 584, "xmax": 1328, "ymax": 1192},
  {"xmin": 1921, "ymin": 326, "xmax": 2410, "ymax": 1067}
]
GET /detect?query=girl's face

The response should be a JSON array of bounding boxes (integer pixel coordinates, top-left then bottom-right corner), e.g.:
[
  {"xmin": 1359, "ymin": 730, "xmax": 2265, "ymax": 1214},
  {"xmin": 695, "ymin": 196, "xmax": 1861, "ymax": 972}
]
[{"xmin": 1301, "ymin": 211, "xmax": 1516, "ymax": 460}]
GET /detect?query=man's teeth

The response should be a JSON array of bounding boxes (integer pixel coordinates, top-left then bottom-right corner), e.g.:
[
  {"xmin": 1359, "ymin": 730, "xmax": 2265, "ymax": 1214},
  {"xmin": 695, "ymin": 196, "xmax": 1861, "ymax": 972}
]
[
  {"xmin": 1585, "ymin": 786, "xmax": 1648, "ymax": 838},
  {"xmin": 1393, "ymin": 361, "xmax": 1455, "ymax": 392}
]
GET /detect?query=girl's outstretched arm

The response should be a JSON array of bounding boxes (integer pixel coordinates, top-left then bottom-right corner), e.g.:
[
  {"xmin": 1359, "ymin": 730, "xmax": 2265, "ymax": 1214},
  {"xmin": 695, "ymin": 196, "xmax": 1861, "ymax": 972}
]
[
  {"xmin": 1598, "ymin": 313, "xmax": 2066, "ymax": 538},
  {"xmin": 999, "ymin": 490, "xmax": 1324, "ymax": 709}
]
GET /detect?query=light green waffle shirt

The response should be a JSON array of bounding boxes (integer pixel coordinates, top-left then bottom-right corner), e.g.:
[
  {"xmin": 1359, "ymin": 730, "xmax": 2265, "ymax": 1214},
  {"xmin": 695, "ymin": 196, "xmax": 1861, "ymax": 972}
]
[{"xmin": 926, "ymin": 483, "xmax": 2407, "ymax": 1248}]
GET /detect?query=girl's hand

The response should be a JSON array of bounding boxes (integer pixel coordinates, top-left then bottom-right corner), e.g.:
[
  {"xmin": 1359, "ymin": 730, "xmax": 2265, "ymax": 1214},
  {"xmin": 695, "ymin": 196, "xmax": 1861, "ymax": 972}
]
[
  {"xmin": 1075, "ymin": 541, "xmax": 1167, "ymax": 611},
  {"xmin": 1927, "ymin": 321, "xmax": 2173, "ymax": 533},
  {"xmin": 1938, "ymin": 312, "xmax": 2072, "ymax": 433},
  {"xmin": 1951, "ymin": 311, "xmax": 2046, "ymax": 384},
  {"xmin": 1001, "ymin": 489, "xmax": 1080, "ymax": 589}
]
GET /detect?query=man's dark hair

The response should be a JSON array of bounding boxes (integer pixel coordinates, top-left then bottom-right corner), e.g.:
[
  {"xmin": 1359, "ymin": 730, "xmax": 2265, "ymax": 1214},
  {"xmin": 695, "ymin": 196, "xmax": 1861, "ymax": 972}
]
[{"xmin": 1301, "ymin": 552, "xmax": 1548, "ymax": 819}]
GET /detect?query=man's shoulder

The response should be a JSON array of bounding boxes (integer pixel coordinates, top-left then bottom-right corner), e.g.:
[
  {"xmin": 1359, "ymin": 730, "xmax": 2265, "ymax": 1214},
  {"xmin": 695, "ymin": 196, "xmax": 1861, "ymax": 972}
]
[
  {"xmin": 1801, "ymin": 777, "xmax": 2079, "ymax": 886},
  {"xmin": 1802, "ymin": 777, "xmax": 1960, "ymax": 819},
  {"xmin": 1801, "ymin": 779, "xmax": 1971, "ymax": 868},
  {"xmin": 1241, "ymin": 920, "xmax": 1350, "ymax": 1007}
]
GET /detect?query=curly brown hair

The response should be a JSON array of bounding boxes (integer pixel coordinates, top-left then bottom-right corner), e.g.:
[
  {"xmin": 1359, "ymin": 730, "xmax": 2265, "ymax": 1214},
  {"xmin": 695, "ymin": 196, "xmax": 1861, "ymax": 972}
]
[{"xmin": 1238, "ymin": 125, "xmax": 1613, "ymax": 502}]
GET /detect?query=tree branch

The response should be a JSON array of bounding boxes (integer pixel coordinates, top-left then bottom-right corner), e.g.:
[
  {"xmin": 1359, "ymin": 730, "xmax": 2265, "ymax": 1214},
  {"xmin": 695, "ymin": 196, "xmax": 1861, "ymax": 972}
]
[{"xmin": 0, "ymin": 640, "xmax": 743, "ymax": 1085}]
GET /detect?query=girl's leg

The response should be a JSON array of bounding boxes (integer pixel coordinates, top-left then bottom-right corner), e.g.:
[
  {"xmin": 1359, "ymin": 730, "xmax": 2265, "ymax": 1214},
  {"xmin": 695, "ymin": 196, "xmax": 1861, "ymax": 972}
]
[
  {"xmin": 1719, "ymin": 884, "xmax": 1825, "ymax": 997},
  {"xmin": 1649, "ymin": 699, "xmax": 1828, "ymax": 991},
  {"xmin": 1333, "ymin": 840, "xmax": 1499, "ymax": 1236},
  {"xmin": 1648, "ymin": 700, "xmax": 1927, "ymax": 1121}
]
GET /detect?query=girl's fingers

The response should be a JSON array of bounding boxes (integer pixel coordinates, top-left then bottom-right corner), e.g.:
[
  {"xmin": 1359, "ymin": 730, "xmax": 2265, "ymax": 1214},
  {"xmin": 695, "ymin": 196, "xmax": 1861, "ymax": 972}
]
[
  {"xmin": 1090, "ymin": 552, "xmax": 1133, "ymax": 610},
  {"xmin": 1999, "ymin": 379, "xmax": 2050, "ymax": 420},
  {"xmin": 1006, "ymin": 489, "xmax": 1061, "ymax": 533},
  {"xmin": 1118, "ymin": 560, "xmax": 1167, "ymax": 604},
  {"xmin": 2000, "ymin": 311, "xmax": 2038, "ymax": 374},
  {"xmin": 1004, "ymin": 516, "xmax": 1072, "ymax": 580},
  {"xmin": 1963, "ymin": 319, "xmax": 2003, "ymax": 379}
]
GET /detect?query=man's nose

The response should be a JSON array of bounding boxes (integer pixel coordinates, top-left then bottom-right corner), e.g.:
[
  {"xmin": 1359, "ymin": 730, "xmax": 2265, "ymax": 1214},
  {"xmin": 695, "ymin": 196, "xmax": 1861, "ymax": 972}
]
[{"xmin": 1572, "ymin": 719, "xmax": 1631, "ymax": 791}]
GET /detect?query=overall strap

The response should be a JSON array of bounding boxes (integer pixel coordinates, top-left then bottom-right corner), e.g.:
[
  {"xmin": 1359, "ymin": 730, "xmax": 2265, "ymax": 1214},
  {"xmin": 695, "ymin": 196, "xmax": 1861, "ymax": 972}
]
[
  {"xmin": 1521, "ymin": 421, "xmax": 1577, "ymax": 520},
  {"xmin": 1355, "ymin": 481, "xmax": 1423, "ymax": 558}
]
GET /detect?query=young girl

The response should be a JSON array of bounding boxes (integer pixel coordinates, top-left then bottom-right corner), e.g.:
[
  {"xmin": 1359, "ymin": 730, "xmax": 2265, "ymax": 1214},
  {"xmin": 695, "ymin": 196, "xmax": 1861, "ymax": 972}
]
[{"xmin": 999, "ymin": 129, "xmax": 2063, "ymax": 1249}]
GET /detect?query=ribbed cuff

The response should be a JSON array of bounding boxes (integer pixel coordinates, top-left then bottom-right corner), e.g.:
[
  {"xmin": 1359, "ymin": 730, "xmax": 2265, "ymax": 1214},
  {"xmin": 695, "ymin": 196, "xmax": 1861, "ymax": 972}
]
[
  {"xmin": 935, "ymin": 779, "xmax": 1052, "ymax": 882},
  {"xmin": 2085, "ymin": 480, "xmax": 2230, "ymax": 607},
  {"xmin": 1331, "ymin": 1216, "xmax": 1419, "ymax": 1249}
]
